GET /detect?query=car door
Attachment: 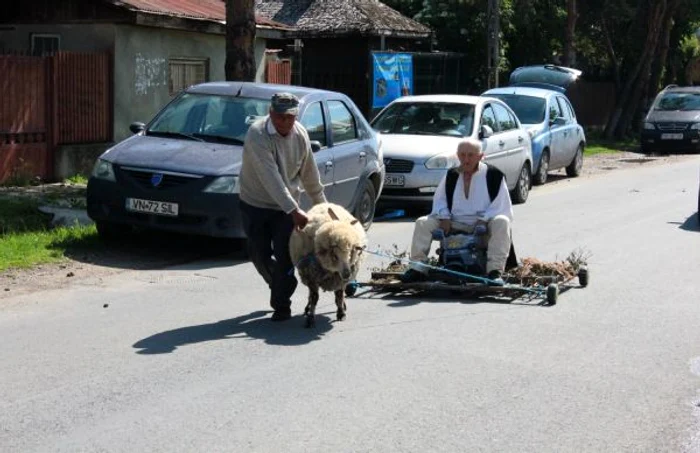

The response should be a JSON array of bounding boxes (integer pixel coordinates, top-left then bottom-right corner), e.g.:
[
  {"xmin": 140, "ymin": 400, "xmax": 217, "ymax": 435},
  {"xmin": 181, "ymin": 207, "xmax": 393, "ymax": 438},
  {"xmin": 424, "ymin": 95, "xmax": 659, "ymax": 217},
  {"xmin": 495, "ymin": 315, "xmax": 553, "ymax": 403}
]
[
  {"xmin": 480, "ymin": 104, "xmax": 511, "ymax": 185},
  {"xmin": 299, "ymin": 100, "xmax": 333, "ymax": 206},
  {"xmin": 547, "ymin": 97, "xmax": 568, "ymax": 168},
  {"xmin": 556, "ymin": 96, "xmax": 581, "ymax": 163},
  {"xmin": 326, "ymin": 99, "xmax": 364, "ymax": 208},
  {"xmin": 491, "ymin": 102, "xmax": 527, "ymax": 184}
]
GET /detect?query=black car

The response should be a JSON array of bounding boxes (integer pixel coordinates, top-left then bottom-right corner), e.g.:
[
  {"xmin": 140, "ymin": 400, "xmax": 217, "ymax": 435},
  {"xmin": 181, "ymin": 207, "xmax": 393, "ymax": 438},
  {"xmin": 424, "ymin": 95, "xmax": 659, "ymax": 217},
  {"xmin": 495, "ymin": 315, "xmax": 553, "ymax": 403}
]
[
  {"xmin": 87, "ymin": 82, "xmax": 385, "ymax": 240},
  {"xmin": 641, "ymin": 85, "xmax": 700, "ymax": 154}
]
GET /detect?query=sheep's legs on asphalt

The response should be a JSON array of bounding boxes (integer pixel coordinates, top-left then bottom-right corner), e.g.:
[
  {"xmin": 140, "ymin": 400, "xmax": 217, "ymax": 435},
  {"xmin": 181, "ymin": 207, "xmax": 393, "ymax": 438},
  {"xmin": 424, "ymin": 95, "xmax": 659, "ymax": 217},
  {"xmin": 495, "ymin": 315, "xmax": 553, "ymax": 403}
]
[
  {"xmin": 335, "ymin": 289, "xmax": 347, "ymax": 321},
  {"xmin": 304, "ymin": 286, "xmax": 319, "ymax": 328}
]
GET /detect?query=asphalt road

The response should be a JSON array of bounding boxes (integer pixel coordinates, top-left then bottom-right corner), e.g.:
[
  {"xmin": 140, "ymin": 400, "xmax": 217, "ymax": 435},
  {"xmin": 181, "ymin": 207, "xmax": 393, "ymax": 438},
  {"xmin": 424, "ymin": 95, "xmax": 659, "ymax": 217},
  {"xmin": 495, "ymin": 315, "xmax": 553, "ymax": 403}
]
[{"xmin": 1, "ymin": 157, "xmax": 699, "ymax": 453}]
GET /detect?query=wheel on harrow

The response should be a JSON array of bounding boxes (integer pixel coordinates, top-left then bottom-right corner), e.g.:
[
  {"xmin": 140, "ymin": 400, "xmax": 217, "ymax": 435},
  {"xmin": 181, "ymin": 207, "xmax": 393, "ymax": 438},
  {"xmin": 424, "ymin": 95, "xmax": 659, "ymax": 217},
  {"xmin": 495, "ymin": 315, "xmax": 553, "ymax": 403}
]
[
  {"xmin": 578, "ymin": 268, "xmax": 589, "ymax": 287},
  {"xmin": 546, "ymin": 283, "xmax": 559, "ymax": 305},
  {"xmin": 345, "ymin": 281, "xmax": 358, "ymax": 297}
]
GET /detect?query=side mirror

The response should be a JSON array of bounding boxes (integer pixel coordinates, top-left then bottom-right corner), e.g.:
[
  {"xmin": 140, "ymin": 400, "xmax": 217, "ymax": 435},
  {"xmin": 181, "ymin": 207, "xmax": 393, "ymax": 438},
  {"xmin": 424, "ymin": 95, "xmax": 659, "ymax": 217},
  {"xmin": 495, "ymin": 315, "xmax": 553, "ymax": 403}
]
[
  {"xmin": 310, "ymin": 140, "xmax": 322, "ymax": 152},
  {"xmin": 551, "ymin": 117, "xmax": 566, "ymax": 127},
  {"xmin": 130, "ymin": 122, "xmax": 146, "ymax": 134},
  {"xmin": 479, "ymin": 125, "xmax": 494, "ymax": 139}
]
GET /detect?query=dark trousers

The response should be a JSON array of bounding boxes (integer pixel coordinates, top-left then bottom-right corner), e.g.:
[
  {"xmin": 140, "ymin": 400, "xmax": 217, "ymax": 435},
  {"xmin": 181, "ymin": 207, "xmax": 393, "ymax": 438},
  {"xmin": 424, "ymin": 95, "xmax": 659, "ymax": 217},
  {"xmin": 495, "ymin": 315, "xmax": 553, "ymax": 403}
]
[{"xmin": 239, "ymin": 200, "xmax": 298, "ymax": 312}]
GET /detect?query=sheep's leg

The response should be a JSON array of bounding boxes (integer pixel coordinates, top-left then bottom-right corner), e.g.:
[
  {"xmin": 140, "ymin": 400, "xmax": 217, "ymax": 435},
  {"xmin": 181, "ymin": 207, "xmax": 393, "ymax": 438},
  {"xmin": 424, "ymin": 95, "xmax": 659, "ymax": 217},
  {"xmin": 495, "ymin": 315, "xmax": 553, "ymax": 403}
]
[
  {"xmin": 335, "ymin": 289, "xmax": 347, "ymax": 321},
  {"xmin": 304, "ymin": 286, "xmax": 319, "ymax": 328}
]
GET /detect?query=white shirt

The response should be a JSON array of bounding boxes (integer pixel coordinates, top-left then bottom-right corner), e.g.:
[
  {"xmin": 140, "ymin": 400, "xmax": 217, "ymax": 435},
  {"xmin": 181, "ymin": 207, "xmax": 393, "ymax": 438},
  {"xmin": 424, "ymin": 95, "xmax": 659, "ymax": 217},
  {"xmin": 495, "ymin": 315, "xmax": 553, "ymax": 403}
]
[{"xmin": 431, "ymin": 162, "xmax": 513, "ymax": 224}]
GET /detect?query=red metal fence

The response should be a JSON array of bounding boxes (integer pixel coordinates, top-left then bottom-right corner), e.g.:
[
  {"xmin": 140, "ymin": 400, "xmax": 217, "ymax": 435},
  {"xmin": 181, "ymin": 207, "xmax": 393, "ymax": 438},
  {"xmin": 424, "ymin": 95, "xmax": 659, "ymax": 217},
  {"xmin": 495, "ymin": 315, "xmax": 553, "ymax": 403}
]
[
  {"xmin": 53, "ymin": 52, "xmax": 112, "ymax": 144},
  {"xmin": 266, "ymin": 59, "xmax": 292, "ymax": 85},
  {"xmin": 0, "ymin": 55, "xmax": 50, "ymax": 183},
  {"xmin": 0, "ymin": 51, "xmax": 112, "ymax": 183}
]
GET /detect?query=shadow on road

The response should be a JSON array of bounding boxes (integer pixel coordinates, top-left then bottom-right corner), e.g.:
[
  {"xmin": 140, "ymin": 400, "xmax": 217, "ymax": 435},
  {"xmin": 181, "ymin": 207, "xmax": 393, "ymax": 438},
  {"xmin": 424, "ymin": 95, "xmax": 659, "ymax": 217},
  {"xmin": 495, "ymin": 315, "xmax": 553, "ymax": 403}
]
[
  {"xmin": 55, "ymin": 229, "xmax": 248, "ymax": 271},
  {"xmin": 352, "ymin": 287, "xmax": 573, "ymax": 307},
  {"xmin": 670, "ymin": 213, "xmax": 699, "ymax": 232},
  {"xmin": 132, "ymin": 310, "xmax": 333, "ymax": 354}
]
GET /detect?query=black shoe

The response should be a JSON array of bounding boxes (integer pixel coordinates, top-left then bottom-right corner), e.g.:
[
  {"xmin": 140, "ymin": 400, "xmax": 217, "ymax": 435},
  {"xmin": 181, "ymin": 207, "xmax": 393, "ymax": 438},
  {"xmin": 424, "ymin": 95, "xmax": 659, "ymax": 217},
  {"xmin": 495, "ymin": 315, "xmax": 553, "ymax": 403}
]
[
  {"xmin": 271, "ymin": 309, "xmax": 292, "ymax": 322},
  {"xmin": 399, "ymin": 269, "xmax": 426, "ymax": 283},
  {"xmin": 487, "ymin": 270, "xmax": 505, "ymax": 286}
]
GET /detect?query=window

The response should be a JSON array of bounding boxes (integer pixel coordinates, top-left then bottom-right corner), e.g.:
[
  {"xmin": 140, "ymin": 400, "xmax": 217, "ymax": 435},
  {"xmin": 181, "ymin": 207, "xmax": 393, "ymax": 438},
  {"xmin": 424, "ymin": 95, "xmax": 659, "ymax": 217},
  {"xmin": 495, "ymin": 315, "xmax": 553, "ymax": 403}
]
[
  {"xmin": 31, "ymin": 34, "xmax": 60, "ymax": 56},
  {"xmin": 328, "ymin": 100, "xmax": 358, "ymax": 144},
  {"xmin": 169, "ymin": 58, "xmax": 208, "ymax": 96},
  {"xmin": 300, "ymin": 102, "xmax": 327, "ymax": 147},
  {"xmin": 556, "ymin": 97, "xmax": 572, "ymax": 123},
  {"xmin": 481, "ymin": 105, "xmax": 498, "ymax": 132},
  {"xmin": 548, "ymin": 98, "xmax": 563, "ymax": 123},
  {"xmin": 492, "ymin": 103, "xmax": 516, "ymax": 131}
]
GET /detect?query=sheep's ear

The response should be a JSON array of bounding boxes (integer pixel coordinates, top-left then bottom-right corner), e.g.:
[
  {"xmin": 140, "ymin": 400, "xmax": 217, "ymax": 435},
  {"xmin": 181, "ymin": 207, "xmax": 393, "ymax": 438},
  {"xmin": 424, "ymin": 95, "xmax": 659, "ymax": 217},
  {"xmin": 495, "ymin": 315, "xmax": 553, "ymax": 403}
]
[
  {"xmin": 350, "ymin": 219, "xmax": 359, "ymax": 225},
  {"xmin": 327, "ymin": 207, "xmax": 339, "ymax": 221}
]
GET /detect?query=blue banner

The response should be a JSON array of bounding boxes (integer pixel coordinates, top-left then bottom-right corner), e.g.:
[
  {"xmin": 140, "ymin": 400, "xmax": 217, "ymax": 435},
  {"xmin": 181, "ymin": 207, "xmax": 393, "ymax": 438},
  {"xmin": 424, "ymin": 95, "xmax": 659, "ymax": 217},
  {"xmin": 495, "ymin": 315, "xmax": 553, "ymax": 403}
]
[{"xmin": 372, "ymin": 53, "xmax": 413, "ymax": 108}]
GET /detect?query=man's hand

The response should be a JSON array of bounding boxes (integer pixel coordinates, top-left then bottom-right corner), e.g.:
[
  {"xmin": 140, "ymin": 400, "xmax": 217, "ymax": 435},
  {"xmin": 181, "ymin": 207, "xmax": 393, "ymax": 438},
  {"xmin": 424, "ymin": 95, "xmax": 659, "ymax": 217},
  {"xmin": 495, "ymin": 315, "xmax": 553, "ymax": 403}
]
[
  {"xmin": 291, "ymin": 209, "xmax": 309, "ymax": 230},
  {"xmin": 439, "ymin": 219, "xmax": 452, "ymax": 235}
]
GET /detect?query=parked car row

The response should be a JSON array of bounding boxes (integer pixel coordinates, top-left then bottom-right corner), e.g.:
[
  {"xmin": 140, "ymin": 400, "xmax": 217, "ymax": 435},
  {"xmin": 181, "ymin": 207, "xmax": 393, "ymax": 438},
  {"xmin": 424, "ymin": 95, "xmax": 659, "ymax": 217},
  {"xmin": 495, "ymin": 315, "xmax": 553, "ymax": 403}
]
[{"xmin": 87, "ymin": 65, "xmax": 588, "ymax": 241}]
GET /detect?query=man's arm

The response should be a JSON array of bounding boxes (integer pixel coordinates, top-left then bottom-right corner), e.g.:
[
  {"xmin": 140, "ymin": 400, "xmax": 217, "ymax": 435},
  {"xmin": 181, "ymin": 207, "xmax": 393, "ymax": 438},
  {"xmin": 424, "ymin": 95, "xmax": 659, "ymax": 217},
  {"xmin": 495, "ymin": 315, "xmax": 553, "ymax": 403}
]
[
  {"xmin": 431, "ymin": 173, "xmax": 451, "ymax": 220},
  {"xmin": 297, "ymin": 127, "xmax": 327, "ymax": 205},
  {"xmin": 482, "ymin": 178, "xmax": 513, "ymax": 221},
  {"xmin": 245, "ymin": 130, "xmax": 299, "ymax": 214}
]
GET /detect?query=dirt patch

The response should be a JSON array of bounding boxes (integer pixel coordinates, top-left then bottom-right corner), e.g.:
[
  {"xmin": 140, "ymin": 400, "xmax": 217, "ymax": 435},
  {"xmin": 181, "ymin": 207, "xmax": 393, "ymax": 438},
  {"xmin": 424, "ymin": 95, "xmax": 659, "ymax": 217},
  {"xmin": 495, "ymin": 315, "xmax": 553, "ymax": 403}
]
[{"xmin": 1, "ymin": 151, "xmax": 697, "ymax": 299}]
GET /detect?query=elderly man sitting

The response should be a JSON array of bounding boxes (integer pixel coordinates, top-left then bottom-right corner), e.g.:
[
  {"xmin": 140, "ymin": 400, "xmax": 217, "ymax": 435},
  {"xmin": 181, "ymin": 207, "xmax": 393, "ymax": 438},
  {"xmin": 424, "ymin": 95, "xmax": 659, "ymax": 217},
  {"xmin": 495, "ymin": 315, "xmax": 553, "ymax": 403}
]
[{"xmin": 401, "ymin": 137, "xmax": 517, "ymax": 285}]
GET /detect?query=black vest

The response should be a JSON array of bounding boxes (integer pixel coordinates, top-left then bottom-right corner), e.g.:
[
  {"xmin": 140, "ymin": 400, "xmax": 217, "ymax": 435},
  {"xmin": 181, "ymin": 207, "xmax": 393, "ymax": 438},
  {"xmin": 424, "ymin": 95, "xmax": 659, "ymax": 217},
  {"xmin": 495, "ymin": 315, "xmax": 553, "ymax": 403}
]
[{"xmin": 445, "ymin": 165, "xmax": 505, "ymax": 210}]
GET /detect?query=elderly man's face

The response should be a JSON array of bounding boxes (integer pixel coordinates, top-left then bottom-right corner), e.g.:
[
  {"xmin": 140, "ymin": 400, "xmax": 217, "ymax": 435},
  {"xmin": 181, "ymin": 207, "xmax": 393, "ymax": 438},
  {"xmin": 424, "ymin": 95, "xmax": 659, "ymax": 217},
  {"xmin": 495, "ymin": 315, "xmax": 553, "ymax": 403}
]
[
  {"xmin": 457, "ymin": 143, "xmax": 483, "ymax": 172},
  {"xmin": 270, "ymin": 110, "xmax": 296, "ymax": 136}
]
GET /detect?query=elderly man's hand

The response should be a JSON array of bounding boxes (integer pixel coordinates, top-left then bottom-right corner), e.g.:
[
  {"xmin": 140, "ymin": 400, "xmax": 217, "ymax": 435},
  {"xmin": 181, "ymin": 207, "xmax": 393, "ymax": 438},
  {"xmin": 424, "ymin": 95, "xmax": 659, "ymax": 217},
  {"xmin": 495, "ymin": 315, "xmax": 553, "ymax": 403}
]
[
  {"xmin": 439, "ymin": 219, "xmax": 452, "ymax": 235},
  {"xmin": 291, "ymin": 209, "xmax": 309, "ymax": 230}
]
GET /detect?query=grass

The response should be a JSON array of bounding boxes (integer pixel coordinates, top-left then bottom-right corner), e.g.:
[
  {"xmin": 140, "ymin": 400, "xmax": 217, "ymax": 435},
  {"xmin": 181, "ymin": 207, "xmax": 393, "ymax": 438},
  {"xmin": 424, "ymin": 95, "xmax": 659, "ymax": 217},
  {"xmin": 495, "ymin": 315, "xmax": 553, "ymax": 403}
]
[
  {"xmin": 585, "ymin": 128, "xmax": 641, "ymax": 156},
  {"xmin": 0, "ymin": 198, "xmax": 98, "ymax": 272},
  {"xmin": 64, "ymin": 174, "xmax": 88, "ymax": 185}
]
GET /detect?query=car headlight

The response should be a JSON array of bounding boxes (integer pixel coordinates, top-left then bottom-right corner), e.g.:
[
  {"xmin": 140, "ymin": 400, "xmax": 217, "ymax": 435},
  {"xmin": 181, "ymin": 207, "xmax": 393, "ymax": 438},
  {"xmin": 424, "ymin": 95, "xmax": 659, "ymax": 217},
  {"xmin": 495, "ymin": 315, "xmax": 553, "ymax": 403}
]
[
  {"xmin": 203, "ymin": 176, "xmax": 239, "ymax": 194},
  {"xmin": 643, "ymin": 122, "xmax": 656, "ymax": 130},
  {"xmin": 690, "ymin": 123, "xmax": 700, "ymax": 130},
  {"xmin": 91, "ymin": 159, "xmax": 116, "ymax": 182},
  {"xmin": 425, "ymin": 153, "xmax": 457, "ymax": 169}
]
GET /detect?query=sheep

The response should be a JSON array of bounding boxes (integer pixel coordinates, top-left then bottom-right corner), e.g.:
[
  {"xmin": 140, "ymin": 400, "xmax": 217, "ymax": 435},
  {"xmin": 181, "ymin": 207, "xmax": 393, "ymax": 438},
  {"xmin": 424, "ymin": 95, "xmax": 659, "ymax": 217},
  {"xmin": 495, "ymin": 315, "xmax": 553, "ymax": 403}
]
[{"xmin": 289, "ymin": 202, "xmax": 367, "ymax": 328}]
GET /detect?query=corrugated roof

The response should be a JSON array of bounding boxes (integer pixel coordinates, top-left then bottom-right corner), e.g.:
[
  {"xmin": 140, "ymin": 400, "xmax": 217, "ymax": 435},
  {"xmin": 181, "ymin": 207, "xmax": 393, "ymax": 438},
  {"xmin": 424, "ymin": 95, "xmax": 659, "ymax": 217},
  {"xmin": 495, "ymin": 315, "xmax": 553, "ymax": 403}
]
[
  {"xmin": 111, "ymin": 0, "xmax": 293, "ymax": 30},
  {"xmin": 255, "ymin": 0, "xmax": 431, "ymax": 37}
]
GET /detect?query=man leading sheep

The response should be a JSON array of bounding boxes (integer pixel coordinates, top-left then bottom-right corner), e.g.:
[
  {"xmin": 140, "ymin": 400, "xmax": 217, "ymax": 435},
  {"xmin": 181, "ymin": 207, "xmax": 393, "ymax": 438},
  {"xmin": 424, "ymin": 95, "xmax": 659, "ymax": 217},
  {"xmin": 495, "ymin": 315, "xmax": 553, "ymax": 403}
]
[{"xmin": 239, "ymin": 92, "xmax": 327, "ymax": 322}]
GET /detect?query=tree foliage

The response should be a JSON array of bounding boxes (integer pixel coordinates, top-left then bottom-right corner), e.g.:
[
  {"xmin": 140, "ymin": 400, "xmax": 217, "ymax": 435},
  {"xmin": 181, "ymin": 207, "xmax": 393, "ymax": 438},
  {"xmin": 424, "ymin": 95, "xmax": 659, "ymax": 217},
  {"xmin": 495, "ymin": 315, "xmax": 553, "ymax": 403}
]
[{"xmin": 385, "ymin": 0, "xmax": 700, "ymax": 137}]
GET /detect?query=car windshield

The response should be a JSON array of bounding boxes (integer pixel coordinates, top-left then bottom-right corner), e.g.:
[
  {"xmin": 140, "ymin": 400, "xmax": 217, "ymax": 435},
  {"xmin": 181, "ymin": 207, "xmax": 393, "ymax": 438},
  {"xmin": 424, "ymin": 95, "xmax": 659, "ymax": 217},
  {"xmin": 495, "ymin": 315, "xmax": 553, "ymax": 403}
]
[
  {"xmin": 488, "ymin": 94, "xmax": 546, "ymax": 124},
  {"xmin": 654, "ymin": 92, "xmax": 700, "ymax": 111},
  {"xmin": 371, "ymin": 102, "xmax": 475, "ymax": 137},
  {"xmin": 147, "ymin": 93, "xmax": 271, "ymax": 144}
]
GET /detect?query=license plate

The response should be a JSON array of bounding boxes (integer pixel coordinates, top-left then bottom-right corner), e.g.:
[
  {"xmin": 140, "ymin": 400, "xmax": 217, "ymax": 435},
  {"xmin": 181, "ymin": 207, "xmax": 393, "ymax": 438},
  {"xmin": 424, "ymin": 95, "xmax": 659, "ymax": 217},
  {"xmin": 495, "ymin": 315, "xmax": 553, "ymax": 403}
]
[
  {"xmin": 384, "ymin": 174, "xmax": 405, "ymax": 187},
  {"xmin": 661, "ymin": 133, "xmax": 683, "ymax": 140},
  {"xmin": 126, "ymin": 198, "xmax": 179, "ymax": 216}
]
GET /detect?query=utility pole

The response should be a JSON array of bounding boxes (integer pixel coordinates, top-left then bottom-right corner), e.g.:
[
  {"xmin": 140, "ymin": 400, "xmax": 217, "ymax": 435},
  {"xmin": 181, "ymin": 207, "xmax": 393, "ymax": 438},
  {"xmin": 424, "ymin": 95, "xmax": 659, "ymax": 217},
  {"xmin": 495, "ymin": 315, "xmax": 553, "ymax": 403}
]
[{"xmin": 486, "ymin": 0, "xmax": 500, "ymax": 89}]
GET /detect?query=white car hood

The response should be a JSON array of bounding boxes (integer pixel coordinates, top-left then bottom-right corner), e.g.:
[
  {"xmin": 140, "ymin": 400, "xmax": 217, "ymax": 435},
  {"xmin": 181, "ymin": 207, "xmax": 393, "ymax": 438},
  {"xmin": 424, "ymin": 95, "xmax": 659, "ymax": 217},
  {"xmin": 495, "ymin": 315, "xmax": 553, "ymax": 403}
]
[{"xmin": 380, "ymin": 134, "xmax": 464, "ymax": 161}]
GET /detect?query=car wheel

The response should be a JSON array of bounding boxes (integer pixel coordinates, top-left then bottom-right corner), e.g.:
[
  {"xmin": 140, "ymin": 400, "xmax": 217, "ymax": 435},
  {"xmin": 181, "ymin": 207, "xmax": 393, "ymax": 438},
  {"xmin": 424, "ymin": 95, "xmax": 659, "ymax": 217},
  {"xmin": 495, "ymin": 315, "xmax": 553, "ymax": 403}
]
[
  {"xmin": 533, "ymin": 150, "xmax": 550, "ymax": 186},
  {"xmin": 510, "ymin": 162, "xmax": 531, "ymax": 205},
  {"xmin": 566, "ymin": 145, "xmax": 583, "ymax": 177},
  {"xmin": 96, "ymin": 221, "xmax": 131, "ymax": 241},
  {"xmin": 353, "ymin": 180, "xmax": 377, "ymax": 230}
]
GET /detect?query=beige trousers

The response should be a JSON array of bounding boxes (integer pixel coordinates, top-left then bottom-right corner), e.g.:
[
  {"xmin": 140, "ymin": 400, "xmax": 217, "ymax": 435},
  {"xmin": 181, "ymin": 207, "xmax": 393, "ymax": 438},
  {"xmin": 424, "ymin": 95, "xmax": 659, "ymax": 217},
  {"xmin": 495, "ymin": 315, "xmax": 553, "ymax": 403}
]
[{"xmin": 408, "ymin": 215, "xmax": 511, "ymax": 274}]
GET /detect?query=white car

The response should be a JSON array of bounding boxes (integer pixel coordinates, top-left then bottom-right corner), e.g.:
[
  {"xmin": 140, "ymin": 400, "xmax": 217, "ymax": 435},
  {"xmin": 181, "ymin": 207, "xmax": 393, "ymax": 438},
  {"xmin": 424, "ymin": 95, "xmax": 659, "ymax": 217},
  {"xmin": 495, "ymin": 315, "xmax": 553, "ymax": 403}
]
[{"xmin": 370, "ymin": 94, "xmax": 534, "ymax": 211}]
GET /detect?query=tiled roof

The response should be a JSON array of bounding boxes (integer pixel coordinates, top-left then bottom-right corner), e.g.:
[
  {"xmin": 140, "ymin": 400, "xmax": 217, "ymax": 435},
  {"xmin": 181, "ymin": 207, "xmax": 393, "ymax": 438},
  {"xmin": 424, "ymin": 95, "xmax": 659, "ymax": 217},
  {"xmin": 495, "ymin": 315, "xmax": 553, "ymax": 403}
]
[{"xmin": 255, "ymin": 0, "xmax": 431, "ymax": 37}]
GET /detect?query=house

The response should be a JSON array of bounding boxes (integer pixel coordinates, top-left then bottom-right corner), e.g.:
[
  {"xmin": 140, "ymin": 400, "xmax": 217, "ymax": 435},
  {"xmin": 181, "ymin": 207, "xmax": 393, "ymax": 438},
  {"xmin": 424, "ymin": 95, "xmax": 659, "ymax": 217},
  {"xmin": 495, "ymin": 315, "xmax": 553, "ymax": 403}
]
[
  {"xmin": 255, "ymin": 0, "xmax": 434, "ymax": 115},
  {"xmin": 0, "ymin": 0, "xmax": 291, "ymax": 182}
]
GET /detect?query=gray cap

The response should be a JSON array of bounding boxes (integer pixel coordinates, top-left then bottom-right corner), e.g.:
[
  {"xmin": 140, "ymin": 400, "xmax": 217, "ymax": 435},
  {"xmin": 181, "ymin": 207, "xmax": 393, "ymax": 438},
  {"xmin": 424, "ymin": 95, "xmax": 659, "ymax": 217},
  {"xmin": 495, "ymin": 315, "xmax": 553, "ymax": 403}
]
[{"xmin": 270, "ymin": 92, "xmax": 300, "ymax": 115}]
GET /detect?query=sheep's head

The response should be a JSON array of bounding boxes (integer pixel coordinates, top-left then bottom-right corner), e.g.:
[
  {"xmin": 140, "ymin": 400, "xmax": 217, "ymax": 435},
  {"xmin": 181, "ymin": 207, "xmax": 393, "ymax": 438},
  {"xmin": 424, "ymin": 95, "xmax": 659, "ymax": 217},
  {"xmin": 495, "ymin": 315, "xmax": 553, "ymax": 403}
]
[{"xmin": 314, "ymin": 220, "xmax": 366, "ymax": 280}]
